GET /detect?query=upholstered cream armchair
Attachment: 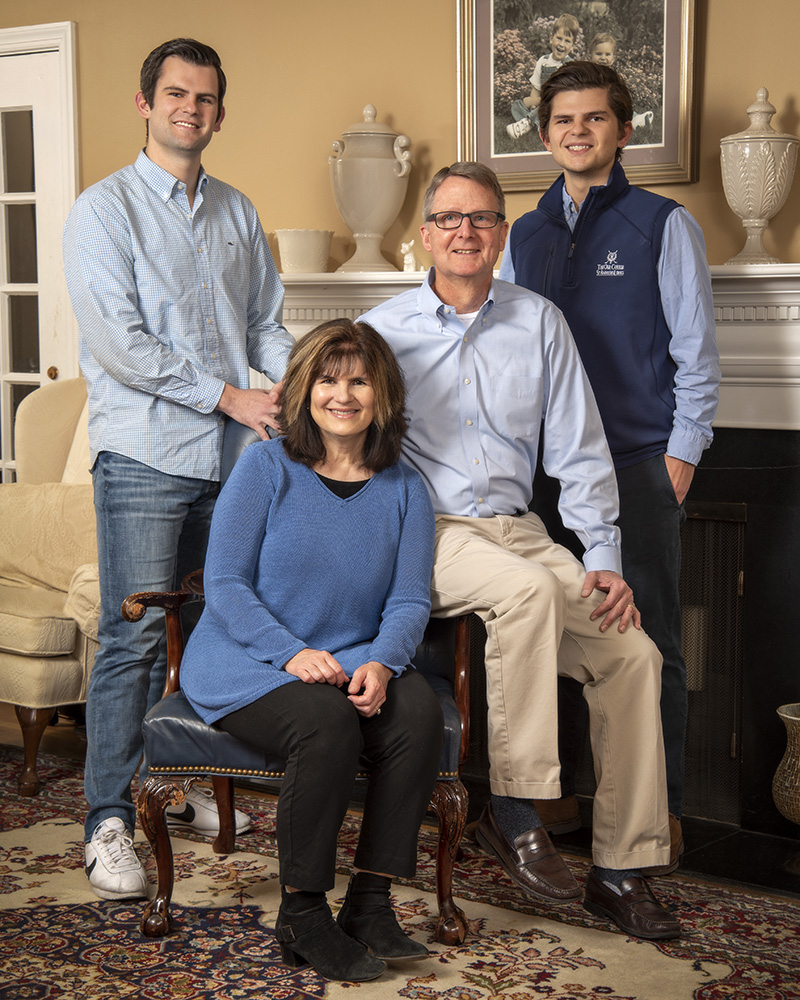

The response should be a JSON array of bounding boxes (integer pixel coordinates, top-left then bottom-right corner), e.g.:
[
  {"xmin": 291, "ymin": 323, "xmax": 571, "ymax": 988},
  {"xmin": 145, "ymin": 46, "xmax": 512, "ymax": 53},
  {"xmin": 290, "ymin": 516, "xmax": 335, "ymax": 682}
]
[{"xmin": 0, "ymin": 378, "xmax": 99, "ymax": 794}]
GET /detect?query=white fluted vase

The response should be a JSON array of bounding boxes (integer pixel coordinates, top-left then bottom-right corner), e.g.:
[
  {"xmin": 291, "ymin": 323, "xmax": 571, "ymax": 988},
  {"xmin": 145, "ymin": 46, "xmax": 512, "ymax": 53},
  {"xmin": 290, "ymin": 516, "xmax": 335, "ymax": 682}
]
[
  {"xmin": 720, "ymin": 88, "xmax": 798, "ymax": 265},
  {"xmin": 773, "ymin": 704, "xmax": 800, "ymax": 826},
  {"xmin": 329, "ymin": 105, "xmax": 412, "ymax": 272}
]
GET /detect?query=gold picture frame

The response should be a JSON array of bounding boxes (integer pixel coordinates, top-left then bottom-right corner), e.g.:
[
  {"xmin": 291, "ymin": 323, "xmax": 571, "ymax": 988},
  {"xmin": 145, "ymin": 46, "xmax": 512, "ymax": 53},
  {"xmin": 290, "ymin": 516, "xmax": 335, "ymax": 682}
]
[{"xmin": 458, "ymin": 0, "xmax": 697, "ymax": 192}]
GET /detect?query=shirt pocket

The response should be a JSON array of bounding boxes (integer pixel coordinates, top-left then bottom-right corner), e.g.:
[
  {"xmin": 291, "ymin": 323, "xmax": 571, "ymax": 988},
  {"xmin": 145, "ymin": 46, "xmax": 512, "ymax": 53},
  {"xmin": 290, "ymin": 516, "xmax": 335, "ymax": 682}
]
[
  {"xmin": 212, "ymin": 237, "xmax": 251, "ymax": 286},
  {"xmin": 487, "ymin": 375, "xmax": 543, "ymax": 438}
]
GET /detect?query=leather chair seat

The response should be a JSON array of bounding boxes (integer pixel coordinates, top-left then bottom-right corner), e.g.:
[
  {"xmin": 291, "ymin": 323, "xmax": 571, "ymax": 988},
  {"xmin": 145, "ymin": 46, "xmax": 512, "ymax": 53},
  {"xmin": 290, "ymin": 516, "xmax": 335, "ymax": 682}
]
[{"xmin": 144, "ymin": 682, "xmax": 461, "ymax": 778}]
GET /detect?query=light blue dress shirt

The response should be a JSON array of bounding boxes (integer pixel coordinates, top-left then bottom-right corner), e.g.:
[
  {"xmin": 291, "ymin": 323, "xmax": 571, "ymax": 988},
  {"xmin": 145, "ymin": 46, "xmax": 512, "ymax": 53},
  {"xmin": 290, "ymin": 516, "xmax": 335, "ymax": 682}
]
[
  {"xmin": 363, "ymin": 271, "xmax": 623, "ymax": 573},
  {"xmin": 63, "ymin": 151, "xmax": 294, "ymax": 481},
  {"xmin": 498, "ymin": 185, "xmax": 718, "ymax": 467}
]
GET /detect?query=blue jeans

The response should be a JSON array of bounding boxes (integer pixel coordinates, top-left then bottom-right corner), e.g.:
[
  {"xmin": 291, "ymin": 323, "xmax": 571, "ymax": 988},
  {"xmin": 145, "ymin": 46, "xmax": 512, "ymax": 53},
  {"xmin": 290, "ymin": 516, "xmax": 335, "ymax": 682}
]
[{"xmin": 84, "ymin": 452, "xmax": 219, "ymax": 839}]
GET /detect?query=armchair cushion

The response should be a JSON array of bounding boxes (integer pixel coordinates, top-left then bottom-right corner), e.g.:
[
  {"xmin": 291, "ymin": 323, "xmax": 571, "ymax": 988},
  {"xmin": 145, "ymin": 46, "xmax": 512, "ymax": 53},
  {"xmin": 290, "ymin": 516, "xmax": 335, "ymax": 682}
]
[
  {"xmin": 64, "ymin": 564, "xmax": 101, "ymax": 641},
  {"xmin": 0, "ymin": 583, "xmax": 76, "ymax": 656},
  {"xmin": 0, "ymin": 483, "xmax": 96, "ymax": 592},
  {"xmin": 0, "ymin": 482, "xmax": 98, "ymax": 707}
]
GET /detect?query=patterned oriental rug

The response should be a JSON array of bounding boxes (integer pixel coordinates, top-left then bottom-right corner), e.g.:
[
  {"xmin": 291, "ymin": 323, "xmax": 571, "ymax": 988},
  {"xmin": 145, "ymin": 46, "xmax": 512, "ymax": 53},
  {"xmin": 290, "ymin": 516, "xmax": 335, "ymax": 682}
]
[{"xmin": 1, "ymin": 747, "xmax": 800, "ymax": 1000}]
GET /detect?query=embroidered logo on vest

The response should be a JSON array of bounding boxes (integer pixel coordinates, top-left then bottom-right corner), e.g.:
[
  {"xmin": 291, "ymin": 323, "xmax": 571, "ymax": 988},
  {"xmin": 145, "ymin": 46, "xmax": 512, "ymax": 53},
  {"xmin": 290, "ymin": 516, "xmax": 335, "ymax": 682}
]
[{"xmin": 596, "ymin": 249, "xmax": 625, "ymax": 277}]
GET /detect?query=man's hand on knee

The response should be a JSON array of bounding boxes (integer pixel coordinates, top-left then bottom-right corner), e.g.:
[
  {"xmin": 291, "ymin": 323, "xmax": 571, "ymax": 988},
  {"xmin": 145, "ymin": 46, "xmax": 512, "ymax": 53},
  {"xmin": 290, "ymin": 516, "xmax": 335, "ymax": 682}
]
[{"xmin": 581, "ymin": 570, "xmax": 642, "ymax": 633}]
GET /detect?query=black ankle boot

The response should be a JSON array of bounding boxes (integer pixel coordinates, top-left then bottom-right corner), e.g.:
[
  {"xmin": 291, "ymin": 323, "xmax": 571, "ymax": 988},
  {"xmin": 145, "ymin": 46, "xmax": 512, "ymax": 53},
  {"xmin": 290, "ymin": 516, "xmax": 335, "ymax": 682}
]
[
  {"xmin": 337, "ymin": 872, "xmax": 429, "ymax": 962},
  {"xmin": 275, "ymin": 888, "xmax": 385, "ymax": 981}
]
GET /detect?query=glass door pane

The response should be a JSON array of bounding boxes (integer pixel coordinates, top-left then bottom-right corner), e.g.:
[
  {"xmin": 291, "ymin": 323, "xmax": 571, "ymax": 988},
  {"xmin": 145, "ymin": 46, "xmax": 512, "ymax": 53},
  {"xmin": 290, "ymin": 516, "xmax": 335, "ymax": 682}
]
[
  {"xmin": 6, "ymin": 203, "xmax": 37, "ymax": 282},
  {"xmin": 0, "ymin": 102, "xmax": 38, "ymax": 481},
  {"xmin": 2, "ymin": 110, "xmax": 35, "ymax": 192},
  {"xmin": 10, "ymin": 295, "xmax": 39, "ymax": 372}
]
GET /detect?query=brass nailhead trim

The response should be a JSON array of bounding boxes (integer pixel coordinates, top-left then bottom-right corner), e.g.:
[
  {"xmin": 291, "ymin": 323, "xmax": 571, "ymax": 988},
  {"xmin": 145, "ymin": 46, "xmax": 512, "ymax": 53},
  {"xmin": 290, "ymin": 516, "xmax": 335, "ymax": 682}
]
[{"xmin": 149, "ymin": 765, "xmax": 459, "ymax": 779}]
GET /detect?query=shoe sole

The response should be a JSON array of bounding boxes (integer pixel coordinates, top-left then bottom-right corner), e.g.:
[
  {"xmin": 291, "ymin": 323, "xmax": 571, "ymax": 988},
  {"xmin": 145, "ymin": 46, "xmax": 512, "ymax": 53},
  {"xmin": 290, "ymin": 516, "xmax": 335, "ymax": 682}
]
[
  {"xmin": 166, "ymin": 819, "xmax": 253, "ymax": 835},
  {"xmin": 350, "ymin": 934, "xmax": 429, "ymax": 963},
  {"xmin": 280, "ymin": 943, "xmax": 386, "ymax": 981},
  {"xmin": 87, "ymin": 879, "xmax": 148, "ymax": 901},
  {"xmin": 358, "ymin": 944, "xmax": 429, "ymax": 963},
  {"xmin": 583, "ymin": 898, "xmax": 681, "ymax": 940},
  {"xmin": 474, "ymin": 822, "xmax": 581, "ymax": 904}
]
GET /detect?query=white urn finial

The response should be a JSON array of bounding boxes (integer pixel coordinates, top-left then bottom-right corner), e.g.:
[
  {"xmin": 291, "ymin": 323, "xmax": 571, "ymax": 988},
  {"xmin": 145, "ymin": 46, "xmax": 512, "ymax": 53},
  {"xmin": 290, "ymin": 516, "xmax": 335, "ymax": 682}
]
[{"xmin": 720, "ymin": 88, "xmax": 799, "ymax": 265}]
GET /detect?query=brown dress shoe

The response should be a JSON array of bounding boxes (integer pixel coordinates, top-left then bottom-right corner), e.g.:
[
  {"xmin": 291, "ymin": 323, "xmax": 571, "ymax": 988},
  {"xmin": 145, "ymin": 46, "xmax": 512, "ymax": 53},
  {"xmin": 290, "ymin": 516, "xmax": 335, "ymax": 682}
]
[
  {"xmin": 534, "ymin": 795, "xmax": 582, "ymax": 835},
  {"xmin": 583, "ymin": 869, "xmax": 681, "ymax": 940},
  {"xmin": 474, "ymin": 803, "xmax": 582, "ymax": 902},
  {"xmin": 640, "ymin": 814, "xmax": 684, "ymax": 877}
]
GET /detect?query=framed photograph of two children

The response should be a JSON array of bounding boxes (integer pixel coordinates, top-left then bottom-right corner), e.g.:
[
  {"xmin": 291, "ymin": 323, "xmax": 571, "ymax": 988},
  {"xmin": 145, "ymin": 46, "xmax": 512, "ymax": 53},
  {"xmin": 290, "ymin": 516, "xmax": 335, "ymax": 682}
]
[{"xmin": 458, "ymin": 0, "xmax": 697, "ymax": 191}]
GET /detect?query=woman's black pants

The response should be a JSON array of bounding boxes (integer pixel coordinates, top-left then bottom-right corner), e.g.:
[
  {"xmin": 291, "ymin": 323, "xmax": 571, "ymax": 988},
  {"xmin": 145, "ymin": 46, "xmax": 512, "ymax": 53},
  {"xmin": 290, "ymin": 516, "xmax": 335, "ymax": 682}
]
[{"xmin": 218, "ymin": 669, "xmax": 444, "ymax": 892}]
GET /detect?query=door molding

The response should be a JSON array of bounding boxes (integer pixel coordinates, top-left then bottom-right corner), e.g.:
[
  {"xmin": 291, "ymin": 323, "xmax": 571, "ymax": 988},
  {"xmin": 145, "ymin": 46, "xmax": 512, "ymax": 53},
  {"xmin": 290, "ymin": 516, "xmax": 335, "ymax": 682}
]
[{"xmin": 0, "ymin": 21, "xmax": 78, "ymax": 236}]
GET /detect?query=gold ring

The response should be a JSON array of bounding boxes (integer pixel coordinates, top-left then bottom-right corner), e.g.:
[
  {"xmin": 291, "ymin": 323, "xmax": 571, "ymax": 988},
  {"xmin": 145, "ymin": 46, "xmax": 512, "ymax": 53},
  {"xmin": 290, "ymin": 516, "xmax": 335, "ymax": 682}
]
[
  {"xmin": 627, "ymin": 603, "xmax": 635, "ymax": 610},
  {"xmin": 375, "ymin": 708, "xmax": 381, "ymax": 716}
]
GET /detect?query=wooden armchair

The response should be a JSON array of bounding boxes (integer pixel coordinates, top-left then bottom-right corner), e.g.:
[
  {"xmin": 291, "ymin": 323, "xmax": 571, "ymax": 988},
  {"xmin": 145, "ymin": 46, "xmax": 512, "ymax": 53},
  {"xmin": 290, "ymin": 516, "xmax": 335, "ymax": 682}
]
[{"xmin": 124, "ymin": 571, "xmax": 474, "ymax": 945}]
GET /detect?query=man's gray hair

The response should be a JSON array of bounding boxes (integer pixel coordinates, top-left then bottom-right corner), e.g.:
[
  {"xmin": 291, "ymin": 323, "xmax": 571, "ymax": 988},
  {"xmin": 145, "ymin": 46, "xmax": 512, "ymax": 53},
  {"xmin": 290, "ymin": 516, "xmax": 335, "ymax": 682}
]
[{"xmin": 422, "ymin": 162, "xmax": 506, "ymax": 221}]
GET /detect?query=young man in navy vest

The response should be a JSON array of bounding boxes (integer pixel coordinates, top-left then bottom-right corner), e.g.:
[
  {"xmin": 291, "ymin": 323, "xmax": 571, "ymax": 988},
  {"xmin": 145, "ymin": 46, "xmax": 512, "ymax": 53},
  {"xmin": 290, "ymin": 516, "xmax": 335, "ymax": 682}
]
[{"xmin": 499, "ymin": 62, "xmax": 720, "ymax": 872}]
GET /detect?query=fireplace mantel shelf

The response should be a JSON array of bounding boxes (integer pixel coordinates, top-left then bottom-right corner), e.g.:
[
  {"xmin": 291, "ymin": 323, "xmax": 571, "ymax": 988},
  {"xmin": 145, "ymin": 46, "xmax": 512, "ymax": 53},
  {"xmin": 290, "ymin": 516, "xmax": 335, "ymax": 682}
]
[{"xmin": 281, "ymin": 265, "xmax": 800, "ymax": 431}]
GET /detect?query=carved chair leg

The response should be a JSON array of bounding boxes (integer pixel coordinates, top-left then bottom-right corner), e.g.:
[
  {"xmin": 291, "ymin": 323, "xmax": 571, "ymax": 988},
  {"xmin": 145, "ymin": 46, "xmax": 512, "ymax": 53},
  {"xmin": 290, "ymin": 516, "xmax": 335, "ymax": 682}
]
[
  {"xmin": 14, "ymin": 705, "xmax": 54, "ymax": 796},
  {"xmin": 429, "ymin": 778, "xmax": 469, "ymax": 944},
  {"xmin": 138, "ymin": 774, "xmax": 200, "ymax": 937},
  {"xmin": 210, "ymin": 775, "xmax": 235, "ymax": 854}
]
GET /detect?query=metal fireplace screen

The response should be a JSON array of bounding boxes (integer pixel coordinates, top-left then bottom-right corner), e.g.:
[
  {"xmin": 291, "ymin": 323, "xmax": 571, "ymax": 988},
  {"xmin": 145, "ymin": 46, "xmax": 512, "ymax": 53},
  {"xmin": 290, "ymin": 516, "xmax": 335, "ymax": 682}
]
[{"xmin": 462, "ymin": 503, "xmax": 746, "ymax": 825}]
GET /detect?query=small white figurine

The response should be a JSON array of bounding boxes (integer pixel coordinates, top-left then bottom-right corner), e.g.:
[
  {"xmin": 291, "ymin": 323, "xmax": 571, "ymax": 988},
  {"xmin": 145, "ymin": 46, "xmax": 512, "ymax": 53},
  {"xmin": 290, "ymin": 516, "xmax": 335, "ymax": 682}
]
[{"xmin": 401, "ymin": 240, "xmax": 421, "ymax": 272}]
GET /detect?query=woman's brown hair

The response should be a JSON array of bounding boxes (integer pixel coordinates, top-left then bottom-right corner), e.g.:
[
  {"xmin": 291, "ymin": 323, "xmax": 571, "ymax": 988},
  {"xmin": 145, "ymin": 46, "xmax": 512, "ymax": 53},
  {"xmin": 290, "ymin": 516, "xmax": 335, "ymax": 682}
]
[{"xmin": 281, "ymin": 318, "xmax": 407, "ymax": 473}]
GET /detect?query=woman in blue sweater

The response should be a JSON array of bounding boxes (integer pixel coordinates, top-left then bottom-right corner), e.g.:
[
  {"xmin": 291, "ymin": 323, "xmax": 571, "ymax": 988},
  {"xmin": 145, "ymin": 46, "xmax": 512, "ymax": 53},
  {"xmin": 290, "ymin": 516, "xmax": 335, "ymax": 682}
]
[{"xmin": 181, "ymin": 319, "xmax": 442, "ymax": 982}]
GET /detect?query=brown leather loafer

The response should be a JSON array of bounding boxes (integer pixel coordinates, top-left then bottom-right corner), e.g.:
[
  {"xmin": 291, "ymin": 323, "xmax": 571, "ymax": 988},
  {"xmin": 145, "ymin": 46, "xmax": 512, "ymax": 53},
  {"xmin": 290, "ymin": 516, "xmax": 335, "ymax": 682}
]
[
  {"xmin": 583, "ymin": 869, "xmax": 681, "ymax": 939},
  {"xmin": 474, "ymin": 803, "xmax": 581, "ymax": 902},
  {"xmin": 534, "ymin": 795, "xmax": 582, "ymax": 835},
  {"xmin": 640, "ymin": 814, "xmax": 684, "ymax": 877}
]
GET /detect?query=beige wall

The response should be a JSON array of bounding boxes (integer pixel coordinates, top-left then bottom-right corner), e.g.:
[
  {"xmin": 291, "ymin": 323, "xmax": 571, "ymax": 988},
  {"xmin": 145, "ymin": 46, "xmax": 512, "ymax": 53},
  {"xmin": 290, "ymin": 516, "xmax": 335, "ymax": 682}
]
[{"xmin": 3, "ymin": 0, "xmax": 799, "ymax": 266}]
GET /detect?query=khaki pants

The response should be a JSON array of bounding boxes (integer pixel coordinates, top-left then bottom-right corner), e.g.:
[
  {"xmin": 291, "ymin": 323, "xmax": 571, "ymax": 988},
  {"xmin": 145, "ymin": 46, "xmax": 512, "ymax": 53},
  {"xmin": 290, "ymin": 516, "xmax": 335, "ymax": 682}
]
[{"xmin": 431, "ymin": 512, "xmax": 670, "ymax": 869}]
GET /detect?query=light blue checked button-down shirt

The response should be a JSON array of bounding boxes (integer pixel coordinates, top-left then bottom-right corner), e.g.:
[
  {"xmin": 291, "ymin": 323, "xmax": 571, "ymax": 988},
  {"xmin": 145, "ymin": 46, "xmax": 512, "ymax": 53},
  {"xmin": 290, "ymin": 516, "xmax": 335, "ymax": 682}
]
[{"xmin": 64, "ymin": 150, "xmax": 294, "ymax": 481}]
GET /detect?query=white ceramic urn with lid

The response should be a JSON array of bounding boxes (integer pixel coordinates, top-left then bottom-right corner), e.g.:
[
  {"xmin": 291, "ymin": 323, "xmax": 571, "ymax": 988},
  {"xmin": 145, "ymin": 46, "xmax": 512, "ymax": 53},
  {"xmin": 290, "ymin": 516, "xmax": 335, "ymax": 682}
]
[
  {"xmin": 720, "ymin": 88, "xmax": 798, "ymax": 264},
  {"xmin": 329, "ymin": 104, "xmax": 412, "ymax": 272}
]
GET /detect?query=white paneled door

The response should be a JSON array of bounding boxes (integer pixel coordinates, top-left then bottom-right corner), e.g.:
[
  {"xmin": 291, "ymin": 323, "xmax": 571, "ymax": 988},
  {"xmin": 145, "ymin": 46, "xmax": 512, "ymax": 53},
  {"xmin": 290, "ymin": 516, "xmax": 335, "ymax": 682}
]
[{"xmin": 0, "ymin": 22, "xmax": 77, "ymax": 480}]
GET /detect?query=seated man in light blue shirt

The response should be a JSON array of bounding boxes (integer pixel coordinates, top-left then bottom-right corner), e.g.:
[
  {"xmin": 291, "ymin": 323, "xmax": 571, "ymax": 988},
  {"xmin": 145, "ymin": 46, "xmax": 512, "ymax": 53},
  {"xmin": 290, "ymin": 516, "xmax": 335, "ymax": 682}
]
[
  {"xmin": 363, "ymin": 161, "xmax": 679, "ymax": 941},
  {"xmin": 63, "ymin": 38, "xmax": 294, "ymax": 901},
  {"xmin": 498, "ymin": 62, "xmax": 720, "ymax": 874}
]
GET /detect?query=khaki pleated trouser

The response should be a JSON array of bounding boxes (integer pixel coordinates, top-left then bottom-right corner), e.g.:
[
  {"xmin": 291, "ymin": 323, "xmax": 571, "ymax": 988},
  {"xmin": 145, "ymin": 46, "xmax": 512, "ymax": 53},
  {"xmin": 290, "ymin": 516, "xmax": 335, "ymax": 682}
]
[{"xmin": 431, "ymin": 512, "xmax": 670, "ymax": 870}]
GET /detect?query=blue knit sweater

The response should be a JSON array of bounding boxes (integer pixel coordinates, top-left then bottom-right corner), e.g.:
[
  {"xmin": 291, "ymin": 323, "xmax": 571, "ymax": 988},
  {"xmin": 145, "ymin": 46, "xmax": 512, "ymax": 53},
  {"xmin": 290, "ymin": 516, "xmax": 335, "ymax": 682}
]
[{"xmin": 180, "ymin": 438, "xmax": 435, "ymax": 724}]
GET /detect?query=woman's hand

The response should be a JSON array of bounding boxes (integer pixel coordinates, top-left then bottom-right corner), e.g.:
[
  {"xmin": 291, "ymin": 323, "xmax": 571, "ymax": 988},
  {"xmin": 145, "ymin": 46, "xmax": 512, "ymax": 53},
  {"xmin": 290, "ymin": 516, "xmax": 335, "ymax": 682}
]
[
  {"xmin": 348, "ymin": 661, "xmax": 392, "ymax": 717},
  {"xmin": 284, "ymin": 648, "xmax": 347, "ymax": 685}
]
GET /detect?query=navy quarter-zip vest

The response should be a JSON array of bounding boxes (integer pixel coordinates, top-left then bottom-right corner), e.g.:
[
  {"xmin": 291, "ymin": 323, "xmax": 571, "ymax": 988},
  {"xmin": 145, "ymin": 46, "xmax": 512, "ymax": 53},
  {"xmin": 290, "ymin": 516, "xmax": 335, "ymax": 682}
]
[{"xmin": 507, "ymin": 161, "xmax": 680, "ymax": 469}]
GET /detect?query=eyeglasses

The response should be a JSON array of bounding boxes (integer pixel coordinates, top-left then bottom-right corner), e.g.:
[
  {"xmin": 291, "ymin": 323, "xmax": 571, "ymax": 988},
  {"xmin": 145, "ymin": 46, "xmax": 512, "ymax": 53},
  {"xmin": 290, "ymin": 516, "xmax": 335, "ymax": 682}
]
[{"xmin": 425, "ymin": 211, "xmax": 505, "ymax": 230}]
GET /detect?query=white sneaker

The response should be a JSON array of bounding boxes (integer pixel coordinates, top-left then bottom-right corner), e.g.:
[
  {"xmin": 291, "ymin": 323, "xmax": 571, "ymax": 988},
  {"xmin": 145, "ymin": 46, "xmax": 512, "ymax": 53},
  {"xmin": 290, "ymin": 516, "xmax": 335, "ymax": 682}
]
[
  {"xmin": 506, "ymin": 117, "xmax": 532, "ymax": 138},
  {"xmin": 165, "ymin": 784, "xmax": 253, "ymax": 836},
  {"xmin": 85, "ymin": 817, "xmax": 148, "ymax": 900}
]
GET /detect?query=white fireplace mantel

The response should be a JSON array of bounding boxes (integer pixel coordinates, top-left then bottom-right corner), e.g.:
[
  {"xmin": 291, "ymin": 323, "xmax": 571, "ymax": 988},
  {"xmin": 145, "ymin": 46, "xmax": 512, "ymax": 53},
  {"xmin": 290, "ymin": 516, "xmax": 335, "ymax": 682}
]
[
  {"xmin": 281, "ymin": 265, "xmax": 800, "ymax": 432},
  {"xmin": 709, "ymin": 264, "xmax": 800, "ymax": 430}
]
